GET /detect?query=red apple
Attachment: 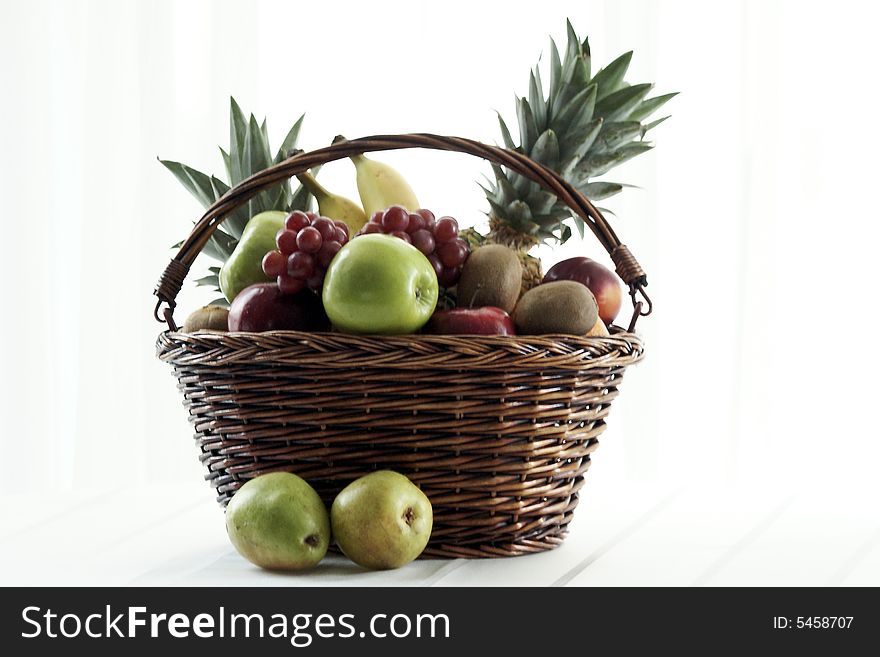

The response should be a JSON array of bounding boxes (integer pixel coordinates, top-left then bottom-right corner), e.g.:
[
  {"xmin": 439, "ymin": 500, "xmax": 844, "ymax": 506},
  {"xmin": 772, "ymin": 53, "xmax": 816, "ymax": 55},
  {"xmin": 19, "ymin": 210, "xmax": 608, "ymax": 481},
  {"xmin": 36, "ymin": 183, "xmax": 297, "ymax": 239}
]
[
  {"xmin": 425, "ymin": 306, "xmax": 515, "ymax": 336},
  {"xmin": 228, "ymin": 283, "xmax": 329, "ymax": 332},
  {"xmin": 543, "ymin": 257, "xmax": 622, "ymax": 324}
]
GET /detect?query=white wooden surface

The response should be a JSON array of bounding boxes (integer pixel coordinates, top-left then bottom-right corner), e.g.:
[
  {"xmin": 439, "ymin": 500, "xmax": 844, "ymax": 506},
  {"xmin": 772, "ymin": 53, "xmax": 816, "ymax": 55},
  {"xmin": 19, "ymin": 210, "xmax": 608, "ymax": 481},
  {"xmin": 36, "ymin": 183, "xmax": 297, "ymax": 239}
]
[{"xmin": 2, "ymin": 474, "xmax": 878, "ymax": 586}]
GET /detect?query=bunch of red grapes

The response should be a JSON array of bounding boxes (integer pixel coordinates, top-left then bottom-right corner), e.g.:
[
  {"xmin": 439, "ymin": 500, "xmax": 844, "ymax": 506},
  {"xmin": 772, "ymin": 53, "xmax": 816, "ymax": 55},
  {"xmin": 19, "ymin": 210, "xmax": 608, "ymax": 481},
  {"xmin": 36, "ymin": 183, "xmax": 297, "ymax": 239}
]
[
  {"xmin": 262, "ymin": 211, "xmax": 349, "ymax": 295},
  {"xmin": 358, "ymin": 206, "xmax": 470, "ymax": 288}
]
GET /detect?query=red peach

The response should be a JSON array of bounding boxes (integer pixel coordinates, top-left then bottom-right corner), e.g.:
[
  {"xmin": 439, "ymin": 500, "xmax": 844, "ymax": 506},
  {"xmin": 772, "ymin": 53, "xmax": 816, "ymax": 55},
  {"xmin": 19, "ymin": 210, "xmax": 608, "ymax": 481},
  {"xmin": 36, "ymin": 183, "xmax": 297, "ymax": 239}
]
[{"xmin": 543, "ymin": 257, "xmax": 623, "ymax": 325}]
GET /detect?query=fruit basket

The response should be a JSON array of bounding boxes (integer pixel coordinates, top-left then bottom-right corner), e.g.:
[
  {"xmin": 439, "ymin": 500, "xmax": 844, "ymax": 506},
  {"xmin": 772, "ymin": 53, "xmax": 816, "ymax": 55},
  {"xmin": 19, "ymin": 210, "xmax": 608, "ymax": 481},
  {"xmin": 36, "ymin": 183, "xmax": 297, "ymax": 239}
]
[{"xmin": 154, "ymin": 133, "xmax": 650, "ymax": 558}]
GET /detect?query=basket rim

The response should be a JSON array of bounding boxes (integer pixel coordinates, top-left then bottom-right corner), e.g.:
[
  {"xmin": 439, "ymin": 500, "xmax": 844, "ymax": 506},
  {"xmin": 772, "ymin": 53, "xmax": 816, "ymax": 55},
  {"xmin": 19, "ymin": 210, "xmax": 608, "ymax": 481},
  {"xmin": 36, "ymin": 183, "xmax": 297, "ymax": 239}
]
[{"xmin": 156, "ymin": 327, "xmax": 645, "ymax": 371}]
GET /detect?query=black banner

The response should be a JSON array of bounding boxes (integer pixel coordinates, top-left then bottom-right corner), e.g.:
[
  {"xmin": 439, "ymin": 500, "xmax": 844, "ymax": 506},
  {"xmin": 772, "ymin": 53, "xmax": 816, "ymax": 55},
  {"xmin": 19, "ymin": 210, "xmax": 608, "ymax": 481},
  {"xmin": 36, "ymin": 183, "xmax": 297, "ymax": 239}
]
[{"xmin": 1, "ymin": 587, "xmax": 874, "ymax": 655}]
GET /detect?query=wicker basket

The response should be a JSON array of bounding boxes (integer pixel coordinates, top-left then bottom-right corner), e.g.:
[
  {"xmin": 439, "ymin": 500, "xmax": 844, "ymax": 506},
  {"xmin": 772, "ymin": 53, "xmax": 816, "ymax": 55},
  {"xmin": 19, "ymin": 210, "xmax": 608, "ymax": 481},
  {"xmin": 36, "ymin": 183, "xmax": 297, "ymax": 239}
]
[{"xmin": 154, "ymin": 134, "xmax": 650, "ymax": 558}]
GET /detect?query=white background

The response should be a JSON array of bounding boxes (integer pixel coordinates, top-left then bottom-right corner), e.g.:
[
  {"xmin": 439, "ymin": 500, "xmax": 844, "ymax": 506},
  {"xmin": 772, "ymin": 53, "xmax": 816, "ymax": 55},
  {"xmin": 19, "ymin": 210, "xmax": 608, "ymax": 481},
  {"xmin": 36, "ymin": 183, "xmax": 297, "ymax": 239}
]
[{"xmin": 1, "ymin": 0, "xmax": 879, "ymax": 586}]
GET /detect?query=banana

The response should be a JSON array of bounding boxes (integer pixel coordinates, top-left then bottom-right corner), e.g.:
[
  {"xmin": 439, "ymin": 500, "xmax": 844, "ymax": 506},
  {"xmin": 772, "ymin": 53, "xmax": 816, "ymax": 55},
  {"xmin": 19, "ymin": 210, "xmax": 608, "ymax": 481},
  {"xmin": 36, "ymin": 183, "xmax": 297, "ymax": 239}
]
[
  {"xmin": 296, "ymin": 171, "xmax": 368, "ymax": 234},
  {"xmin": 350, "ymin": 153, "xmax": 420, "ymax": 216}
]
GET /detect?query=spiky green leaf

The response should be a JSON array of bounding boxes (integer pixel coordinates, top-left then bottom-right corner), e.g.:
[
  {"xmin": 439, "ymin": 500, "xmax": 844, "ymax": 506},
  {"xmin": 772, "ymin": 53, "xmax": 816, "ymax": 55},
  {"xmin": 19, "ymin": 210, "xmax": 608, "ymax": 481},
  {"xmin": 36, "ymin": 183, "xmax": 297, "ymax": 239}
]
[
  {"xmin": 572, "ymin": 20, "xmax": 591, "ymax": 81},
  {"xmin": 572, "ymin": 214, "xmax": 585, "ymax": 239},
  {"xmin": 548, "ymin": 38, "xmax": 563, "ymax": 101},
  {"xmin": 566, "ymin": 20, "xmax": 579, "ymax": 58},
  {"xmin": 591, "ymin": 51, "xmax": 633, "ymax": 100},
  {"xmin": 496, "ymin": 114, "xmax": 517, "ymax": 150},
  {"xmin": 554, "ymin": 84, "xmax": 597, "ymax": 161},
  {"xmin": 641, "ymin": 115, "xmax": 670, "ymax": 136},
  {"xmin": 571, "ymin": 54, "xmax": 590, "ymax": 89},
  {"xmin": 580, "ymin": 35, "xmax": 591, "ymax": 66},
  {"xmin": 260, "ymin": 118, "xmax": 269, "ymax": 147},
  {"xmin": 486, "ymin": 197, "xmax": 508, "ymax": 219},
  {"xmin": 596, "ymin": 121, "xmax": 643, "ymax": 153},
  {"xmin": 530, "ymin": 129, "xmax": 559, "ymax": 170},
  {"xmin": 209, "ymin": 176, "xmax": 247, "ymax": 240},
  {"xmin": 219, "ymin": 147, "xmax": 232, "ymax": 182},
  {"xmin": 505, "ymin": 200, "xmax": 539, "ymax": 234},
  {"xmin": 194, "ymin": 272, "xmax": 220, "ymax": 287},
  {"xmin": 289, "ymin": 181, "xmax": 313, "ymax": 212},
  {"xmin": 210, "ymin": 176, "xmax": 230, "ymax": 199},
  {"xmin": 516, "ymin": 98, "xmax": 538, "ymax": 152},
  {"xmin": 247, "ymin": 114, "xmax": 283, "ymax": 219},
  {"xmin": 629, "ymin": 92, "xmax": 678, "ymax": 122},
  {"xmin": 577, "ymin": 141, "xmax": 654, "ymax": 178},
  {"xmin": 510, "ymin": 170, "xmax": 539, "ymax": 199},
  {"xmin": 491, "ymin": 164, "xmax": 520, "ymax": 206},
  {"xmin": 560, "ymin": 118, "xmax": 603, "ymax": 175},
  {"xmin": 228, "ymin": 97, "xmax": 248, "ymax": 185},
  {"xmin": 529, "ymin": 69, "xmax": 546, "ymax": 128},
  {"xmin": 594, "ymin": 83, "xmax": 653, "ymax": 123},
  {"xmin": 274, "ymin": 114, "xmax": 304, "ymax": 163},
  {"xmin": 583, "ymin": 181, "xmax": 624, "ymax": 201},
  {"xmin": 560, "ymin": 28, "xmax": 584, "ymax": 85},
  {"xmin": 525, "ymin": 188, "xmax": 558, "ymax": 215},
  {"xmin": 555, "ymin": 84, "xmax": 596, "ymax": 134},
  {"xmin": 159, "ymin": 160, "xmax": 218, "ymax": 208},
  {"xmin": 559, "ymin": 223, "xmax": 573, "ymax": 244},
  {"xmin": 534, "ymin": 205, "xmax": 575, "ymax": 224},
  {"xmin": 246, "ymin": 115, "xmax": 272, "ymax": 176},
  {"xmin": 202, "ymin": 228, "xmax": 236, "ymax": 262},
  {"xmin": 262, "ymin": 186, "xmax": 288, "ymax": 215}
]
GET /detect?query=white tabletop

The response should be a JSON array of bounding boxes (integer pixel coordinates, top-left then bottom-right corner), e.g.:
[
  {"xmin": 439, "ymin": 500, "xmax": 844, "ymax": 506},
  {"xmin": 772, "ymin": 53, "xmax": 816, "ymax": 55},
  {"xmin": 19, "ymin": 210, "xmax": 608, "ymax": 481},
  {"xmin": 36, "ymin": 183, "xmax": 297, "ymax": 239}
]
[{"xmin": 3, "ymin": 473, "xmax": 877, "ymax": 587}]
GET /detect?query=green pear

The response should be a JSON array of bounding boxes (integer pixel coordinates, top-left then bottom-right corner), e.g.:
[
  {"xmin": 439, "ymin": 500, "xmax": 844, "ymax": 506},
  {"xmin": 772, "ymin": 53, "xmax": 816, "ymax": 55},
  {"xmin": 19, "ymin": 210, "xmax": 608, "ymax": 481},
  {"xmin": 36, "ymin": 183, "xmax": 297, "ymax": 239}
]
[
  {"xmin": 331, "ymin": 471, "xmax": 433, "ymax": 570},
  {"xmin": 219, "ymin": 210, "xmax": 286, "ymax": 303},
  {"xmin": 225, "ymin": 472, "xmax": 330, "ymax": 571}
]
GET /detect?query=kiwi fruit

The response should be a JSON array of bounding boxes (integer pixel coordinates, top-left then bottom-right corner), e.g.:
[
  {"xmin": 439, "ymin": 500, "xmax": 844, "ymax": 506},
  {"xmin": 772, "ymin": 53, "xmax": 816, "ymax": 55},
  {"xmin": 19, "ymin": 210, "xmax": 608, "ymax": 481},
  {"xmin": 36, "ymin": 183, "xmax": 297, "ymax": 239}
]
[
  {"xmin": 183, "ymin": 305, "xmax": 229, "ymax": 333},
  {"xmin": 513, "ymin": 281, "xmax": 598, "ymax": 335},
  {"xmin": 456, "ymin": 244, "xmax": 522, "ymax": 312}
]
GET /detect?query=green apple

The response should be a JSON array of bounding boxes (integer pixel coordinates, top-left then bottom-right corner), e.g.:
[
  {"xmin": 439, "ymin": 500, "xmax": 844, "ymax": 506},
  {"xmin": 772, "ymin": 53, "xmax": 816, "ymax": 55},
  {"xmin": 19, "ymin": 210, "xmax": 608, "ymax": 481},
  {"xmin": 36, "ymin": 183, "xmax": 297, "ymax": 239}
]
[{"xmin": 322, "ymin": 234, "xmax": 439, "ymax": 334}]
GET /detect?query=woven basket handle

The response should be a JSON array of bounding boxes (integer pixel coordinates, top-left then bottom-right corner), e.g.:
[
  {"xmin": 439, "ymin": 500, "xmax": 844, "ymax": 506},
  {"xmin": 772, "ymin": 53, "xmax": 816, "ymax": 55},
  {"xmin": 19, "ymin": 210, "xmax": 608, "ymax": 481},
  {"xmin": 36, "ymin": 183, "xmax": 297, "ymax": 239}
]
[{"xmin": 154, "ymin": 133, "xmax": 651, "ymax": 331}]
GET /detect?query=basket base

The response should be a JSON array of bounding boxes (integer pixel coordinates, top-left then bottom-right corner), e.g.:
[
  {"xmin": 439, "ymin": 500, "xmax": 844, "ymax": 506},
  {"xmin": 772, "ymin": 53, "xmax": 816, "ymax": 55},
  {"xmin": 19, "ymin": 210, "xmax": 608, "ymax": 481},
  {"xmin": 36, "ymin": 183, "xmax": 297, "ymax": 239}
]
[
  {"xmin": 420, "ymin": 532, "xmax": 568, "ymax": 559},
  {"xmin": 324, "ymin": 532, "xmax": 567, "ymax": 560}
]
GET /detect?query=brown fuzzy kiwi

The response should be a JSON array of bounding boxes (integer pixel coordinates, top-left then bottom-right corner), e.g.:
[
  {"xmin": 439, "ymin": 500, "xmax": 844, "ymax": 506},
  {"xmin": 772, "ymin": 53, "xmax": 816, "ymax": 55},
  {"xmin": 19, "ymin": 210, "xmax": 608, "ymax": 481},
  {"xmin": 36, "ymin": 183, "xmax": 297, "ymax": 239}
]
[
  {"xmin": 456, "ymin": 244, "xmax": 522, "ymax": 312},
  {"xmin": 513, "ymin": 281, "xmax": 598, "ymax": 335},
  {"xmin": 183, "ymin": 305, "xmax": 229, "ymax": 333}
]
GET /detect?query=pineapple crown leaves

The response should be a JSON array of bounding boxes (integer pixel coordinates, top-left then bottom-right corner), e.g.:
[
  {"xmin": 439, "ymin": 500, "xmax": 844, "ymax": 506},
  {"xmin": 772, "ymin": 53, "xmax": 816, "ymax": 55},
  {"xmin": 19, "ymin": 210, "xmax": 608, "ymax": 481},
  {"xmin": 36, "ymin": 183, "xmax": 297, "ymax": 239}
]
[
  {"xmin": 486, "ymin": 19, "xmax": 677, "ymax": 245},
  {"xmin": 159, "ymin": 97, "xmax": 314, "ymax": 281}
]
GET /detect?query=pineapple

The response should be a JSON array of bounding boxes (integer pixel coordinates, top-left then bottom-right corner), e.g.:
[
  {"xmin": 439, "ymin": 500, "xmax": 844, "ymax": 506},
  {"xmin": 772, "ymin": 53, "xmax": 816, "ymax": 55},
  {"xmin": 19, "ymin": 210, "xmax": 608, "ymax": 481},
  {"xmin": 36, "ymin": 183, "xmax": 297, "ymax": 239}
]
[
  {"xmin": 160, "ymin": 98, "xmax": 313, "ymax": 303},
  {"xmin": 474, "ymin": 21, "xmax": 676, "ymax": 289}
]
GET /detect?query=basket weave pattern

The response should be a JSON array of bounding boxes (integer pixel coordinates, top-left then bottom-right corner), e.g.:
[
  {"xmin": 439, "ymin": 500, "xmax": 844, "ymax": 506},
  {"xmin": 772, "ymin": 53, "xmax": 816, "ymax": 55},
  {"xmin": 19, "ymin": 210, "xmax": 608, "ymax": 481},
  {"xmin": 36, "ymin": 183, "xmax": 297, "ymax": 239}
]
[
  {"xmin": 157, "ymin": 331, "xmax": 643, "ymax": 557},
  {"xmin": 154, "ymin": 134, "xmax": 649, "ymax": 558}
]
